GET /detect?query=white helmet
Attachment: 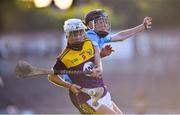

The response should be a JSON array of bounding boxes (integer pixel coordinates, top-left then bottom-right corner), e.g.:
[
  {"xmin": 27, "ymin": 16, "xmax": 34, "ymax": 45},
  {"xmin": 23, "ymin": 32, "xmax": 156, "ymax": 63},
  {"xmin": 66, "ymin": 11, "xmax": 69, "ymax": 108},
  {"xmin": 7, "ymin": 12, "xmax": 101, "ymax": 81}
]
[{"xmin": 63, "ymin": 19, "xmax": 86, "ymax": 32}]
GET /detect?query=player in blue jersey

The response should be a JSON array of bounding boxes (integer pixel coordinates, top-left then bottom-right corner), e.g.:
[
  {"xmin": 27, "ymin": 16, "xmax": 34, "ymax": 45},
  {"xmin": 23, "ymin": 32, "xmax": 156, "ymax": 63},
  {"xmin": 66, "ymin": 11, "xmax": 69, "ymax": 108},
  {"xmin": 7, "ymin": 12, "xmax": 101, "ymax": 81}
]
[
  {"xmin": 85, "ymin": 9, "xmax": 152, "ymax": 48},
  {"xmin": 48, "ymin": 19, "xmax": 123, "ymax": 114}
]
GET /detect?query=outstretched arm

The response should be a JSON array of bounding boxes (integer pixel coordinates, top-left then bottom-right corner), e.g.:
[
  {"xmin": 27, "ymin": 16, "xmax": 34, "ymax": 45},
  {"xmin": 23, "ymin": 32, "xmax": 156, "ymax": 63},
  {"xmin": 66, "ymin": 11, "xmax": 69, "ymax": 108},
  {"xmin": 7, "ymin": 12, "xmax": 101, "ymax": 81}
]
[{"xmin": 111, "ymin": 17, "xmax": 152, "ymax": 42}]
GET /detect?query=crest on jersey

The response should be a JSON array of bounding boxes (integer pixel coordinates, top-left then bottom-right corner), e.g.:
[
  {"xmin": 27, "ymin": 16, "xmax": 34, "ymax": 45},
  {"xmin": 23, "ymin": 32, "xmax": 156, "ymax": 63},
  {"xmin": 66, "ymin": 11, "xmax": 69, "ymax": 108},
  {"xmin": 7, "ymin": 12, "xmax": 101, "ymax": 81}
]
[{"xmin": 83, "ymin": 61, "xmax": 94, "ymax": 72}]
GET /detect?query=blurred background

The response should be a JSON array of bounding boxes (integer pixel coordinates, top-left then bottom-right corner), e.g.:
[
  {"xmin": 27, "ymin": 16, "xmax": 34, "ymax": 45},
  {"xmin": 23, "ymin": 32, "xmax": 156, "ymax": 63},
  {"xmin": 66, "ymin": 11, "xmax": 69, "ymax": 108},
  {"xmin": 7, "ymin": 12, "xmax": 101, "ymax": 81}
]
[{"xmin": 0, "ymin": 0, "xmax": 180, "ymax": 114}]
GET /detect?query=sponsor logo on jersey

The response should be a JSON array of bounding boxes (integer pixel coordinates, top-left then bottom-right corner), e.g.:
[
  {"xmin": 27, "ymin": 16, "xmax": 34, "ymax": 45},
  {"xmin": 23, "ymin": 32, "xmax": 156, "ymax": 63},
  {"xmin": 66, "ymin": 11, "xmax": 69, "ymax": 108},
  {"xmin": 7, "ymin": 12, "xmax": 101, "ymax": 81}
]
[{"xmin": 83, "ymin": 61, "xmax": 94, "ymax": 72}]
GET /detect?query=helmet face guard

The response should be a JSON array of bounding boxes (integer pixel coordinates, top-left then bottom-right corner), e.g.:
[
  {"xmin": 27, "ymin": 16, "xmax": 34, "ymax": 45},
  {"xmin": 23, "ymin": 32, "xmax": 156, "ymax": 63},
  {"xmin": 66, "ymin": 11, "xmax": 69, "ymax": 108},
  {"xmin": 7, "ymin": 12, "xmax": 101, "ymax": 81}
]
[
  {"xmin": 85, "ymin": 9, "xmax": 111, "ymax": 37},
  {"xmin": 94, "ymin": 16, "xmax": 111, "ymax": 33},
  {"xmin": 67, "ymin": 29, "xmax": 85, "ymax": 38}
]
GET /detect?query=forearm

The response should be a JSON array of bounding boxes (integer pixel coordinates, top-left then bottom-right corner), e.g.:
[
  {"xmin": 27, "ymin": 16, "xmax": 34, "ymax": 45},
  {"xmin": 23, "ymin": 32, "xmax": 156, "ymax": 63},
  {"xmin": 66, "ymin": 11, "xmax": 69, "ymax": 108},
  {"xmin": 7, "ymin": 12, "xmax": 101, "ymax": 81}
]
[
  {"xmin": 94, "ymin": 47, "xmax": 103, "ymax": 71},
  {"xmin": 111, "ymin": 24, "xmax": 145, "ymax": 42},
  {"xmin": 48, "ymin": 74, "xmax": 72, "ymax": 89}
]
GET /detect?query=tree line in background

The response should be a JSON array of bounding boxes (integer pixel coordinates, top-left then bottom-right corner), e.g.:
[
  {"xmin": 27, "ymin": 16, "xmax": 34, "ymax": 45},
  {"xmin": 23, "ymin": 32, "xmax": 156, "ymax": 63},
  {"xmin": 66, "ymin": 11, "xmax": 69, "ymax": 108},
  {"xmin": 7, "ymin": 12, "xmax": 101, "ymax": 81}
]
[{"xmin": 0, "ymin": 0, "xmax": 180, "ymax": 33}]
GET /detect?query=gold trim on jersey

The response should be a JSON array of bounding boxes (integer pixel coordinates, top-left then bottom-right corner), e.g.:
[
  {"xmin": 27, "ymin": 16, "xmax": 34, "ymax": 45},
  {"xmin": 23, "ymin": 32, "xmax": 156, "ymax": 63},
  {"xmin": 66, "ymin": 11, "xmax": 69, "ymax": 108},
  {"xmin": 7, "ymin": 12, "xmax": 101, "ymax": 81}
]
[
  {"xmin": 58, "ymin": 48, "xmax": 70, "ymax": 60},
  {"xmin": 57, "ymin": 39, "xmax": 95, "ymax": 69}
]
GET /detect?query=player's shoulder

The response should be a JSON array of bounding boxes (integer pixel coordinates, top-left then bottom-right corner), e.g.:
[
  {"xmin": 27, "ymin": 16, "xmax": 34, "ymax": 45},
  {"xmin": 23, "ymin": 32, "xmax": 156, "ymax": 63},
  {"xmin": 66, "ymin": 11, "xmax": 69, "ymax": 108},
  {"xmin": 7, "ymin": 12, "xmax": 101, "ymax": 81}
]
[
  {"xmin": 84, "ymin": 37, "xmax": 96, "ymax": 45},
  {"xmin": 102, "ymin": 34, "xmax": 112, "ymax": 43},
  {"xmin": 86, "ymin": 30, "xmax": 98, "ymax": 36},
  {"xmin": 84, "ymin": 37, "xmax": 98, "ymax": 47},
  {"xmin": 57, "ymin": 48, "xmax": 70, "ymax": 60},
  {"xmin": 86, "ymin": 30, "xmax": 100, "ymax": 41}
]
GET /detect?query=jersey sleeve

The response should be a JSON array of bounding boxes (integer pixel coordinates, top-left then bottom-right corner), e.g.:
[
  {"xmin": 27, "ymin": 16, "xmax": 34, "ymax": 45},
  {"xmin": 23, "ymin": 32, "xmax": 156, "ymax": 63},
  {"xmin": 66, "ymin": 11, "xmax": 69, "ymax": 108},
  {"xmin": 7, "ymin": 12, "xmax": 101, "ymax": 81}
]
[{"xmin": 53, "ymin": 58, "xmax": 67, "ymax": 75}]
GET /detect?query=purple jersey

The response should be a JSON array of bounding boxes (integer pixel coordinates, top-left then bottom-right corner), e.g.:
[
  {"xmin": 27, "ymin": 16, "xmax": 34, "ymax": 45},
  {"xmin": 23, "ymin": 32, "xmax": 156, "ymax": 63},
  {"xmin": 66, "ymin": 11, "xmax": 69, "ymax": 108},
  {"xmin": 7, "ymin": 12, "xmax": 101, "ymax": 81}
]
[
  {"xmin": 53, "ymin": 39, "xmax": 104, "ymax": 88},
  {"xmin": 53, "ymin": 39, "xmax": 108, "ymax": 113}
]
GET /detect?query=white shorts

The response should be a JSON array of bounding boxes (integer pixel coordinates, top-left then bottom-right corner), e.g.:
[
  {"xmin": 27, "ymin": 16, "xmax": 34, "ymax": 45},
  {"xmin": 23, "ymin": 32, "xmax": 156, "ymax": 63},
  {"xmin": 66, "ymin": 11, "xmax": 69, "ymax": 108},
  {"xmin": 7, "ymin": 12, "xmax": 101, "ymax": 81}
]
[{"xmin": 86, "ymin": 91, "xmax": 113, "ymax": 111}]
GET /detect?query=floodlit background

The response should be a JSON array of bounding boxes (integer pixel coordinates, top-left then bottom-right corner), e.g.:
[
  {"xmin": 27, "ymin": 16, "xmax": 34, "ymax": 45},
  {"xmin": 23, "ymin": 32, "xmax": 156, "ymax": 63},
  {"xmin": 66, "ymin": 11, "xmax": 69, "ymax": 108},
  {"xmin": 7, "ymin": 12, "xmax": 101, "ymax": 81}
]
[{"xmin": 0, "ymin": 0, "xmax": 180, "ymax": 114}]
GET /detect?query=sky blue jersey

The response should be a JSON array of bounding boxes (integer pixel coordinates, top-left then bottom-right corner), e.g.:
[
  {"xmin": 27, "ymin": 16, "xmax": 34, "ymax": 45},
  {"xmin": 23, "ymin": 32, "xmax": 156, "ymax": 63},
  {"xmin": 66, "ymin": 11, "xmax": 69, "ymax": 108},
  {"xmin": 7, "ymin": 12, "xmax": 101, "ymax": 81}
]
[
  {"xmin": 63, "ymin": 30, "xmax": 112, "ymax": 83},
  {"xmin": 86, "ymin": 30, "xmax": 112, "ymax": 48}
]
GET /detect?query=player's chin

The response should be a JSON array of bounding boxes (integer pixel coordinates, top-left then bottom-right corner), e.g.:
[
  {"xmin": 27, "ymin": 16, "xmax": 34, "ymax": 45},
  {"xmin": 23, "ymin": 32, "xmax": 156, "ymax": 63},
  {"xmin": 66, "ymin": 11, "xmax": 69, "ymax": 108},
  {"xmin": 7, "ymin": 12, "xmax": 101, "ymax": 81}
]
[
  {"xmin": 74, "ymin": 40, "xmax": 83, "ymax": 44},
  {"xmin": 101, "ymin": 28, "xmax": 109, "ymax": 32}
]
